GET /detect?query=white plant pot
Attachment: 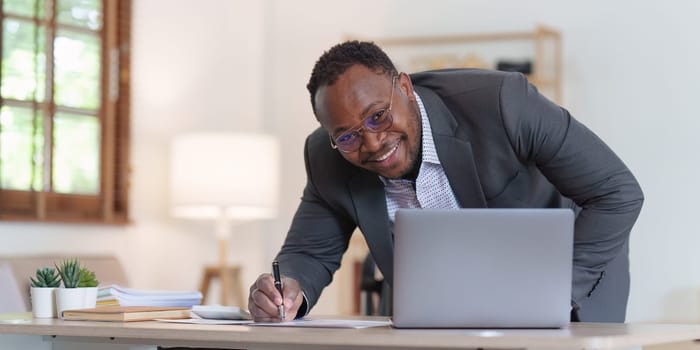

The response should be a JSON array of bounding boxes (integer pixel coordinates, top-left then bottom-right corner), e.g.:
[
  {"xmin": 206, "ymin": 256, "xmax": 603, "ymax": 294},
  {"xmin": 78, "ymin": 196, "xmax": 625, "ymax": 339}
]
[
  {"xmin": 55, "ymin": 288, "xmax": 86, "ymax": 318},
  {"xmin": 30, "ymin": 287, "xmax": 56, "ymax": 318},
  {"xmin": 83, "ymin": 287, "xmax": 98, "ymax": 308}
]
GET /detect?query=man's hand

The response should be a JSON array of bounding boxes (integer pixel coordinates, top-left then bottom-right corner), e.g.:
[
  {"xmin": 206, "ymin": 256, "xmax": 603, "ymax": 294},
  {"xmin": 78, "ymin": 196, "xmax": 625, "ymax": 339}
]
[{"xmin": 248, "ymin": 273, "xmax": 303, "ymax": 322}]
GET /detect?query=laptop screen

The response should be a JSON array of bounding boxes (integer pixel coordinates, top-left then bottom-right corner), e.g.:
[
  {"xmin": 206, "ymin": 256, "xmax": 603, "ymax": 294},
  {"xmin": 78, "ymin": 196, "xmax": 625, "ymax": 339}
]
[{"xmin": 392, "ymin": 208, "xmax": 573, "ymax": 328}]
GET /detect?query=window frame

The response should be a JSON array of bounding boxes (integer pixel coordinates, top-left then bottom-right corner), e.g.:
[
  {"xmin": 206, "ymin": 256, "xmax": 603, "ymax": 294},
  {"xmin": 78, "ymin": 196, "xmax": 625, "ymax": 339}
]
[{"xmin": 0, "ymin": 0, "xmax": 130, "ymax": 224}]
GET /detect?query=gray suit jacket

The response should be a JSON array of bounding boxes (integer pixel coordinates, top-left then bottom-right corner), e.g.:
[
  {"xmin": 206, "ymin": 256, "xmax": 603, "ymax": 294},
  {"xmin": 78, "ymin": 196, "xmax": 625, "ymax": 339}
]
[{"xmin": 277, "ymin": 69, "xmax": 644, "ymax": 322}]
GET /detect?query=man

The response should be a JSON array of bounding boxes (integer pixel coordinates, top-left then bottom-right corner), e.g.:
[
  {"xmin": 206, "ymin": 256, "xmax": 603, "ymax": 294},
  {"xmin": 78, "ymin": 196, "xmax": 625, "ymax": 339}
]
[{"xmin": 248, "ymin": 41, "xmax": 644, "ymax": 322}]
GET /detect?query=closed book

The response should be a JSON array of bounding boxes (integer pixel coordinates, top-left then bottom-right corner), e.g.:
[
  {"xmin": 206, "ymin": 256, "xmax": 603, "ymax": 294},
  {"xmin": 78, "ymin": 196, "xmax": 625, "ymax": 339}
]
[{"xmin": 62, "ymin": 306, "xmax": 190, "ymax": 322}]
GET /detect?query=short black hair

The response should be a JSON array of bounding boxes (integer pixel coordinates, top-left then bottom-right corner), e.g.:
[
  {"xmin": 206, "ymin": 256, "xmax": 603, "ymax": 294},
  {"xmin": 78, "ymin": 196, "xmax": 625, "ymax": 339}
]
[{"xmin": 306, "ymin": 41, "xmax": 397, "ymax": 116}]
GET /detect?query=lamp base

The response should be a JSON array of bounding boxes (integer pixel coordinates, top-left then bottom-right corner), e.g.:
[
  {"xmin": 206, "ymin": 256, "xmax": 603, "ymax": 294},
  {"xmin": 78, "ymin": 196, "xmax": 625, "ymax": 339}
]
[{"xmin": 199, "ymin": 264, "xmax": 245, "ymax": 307}]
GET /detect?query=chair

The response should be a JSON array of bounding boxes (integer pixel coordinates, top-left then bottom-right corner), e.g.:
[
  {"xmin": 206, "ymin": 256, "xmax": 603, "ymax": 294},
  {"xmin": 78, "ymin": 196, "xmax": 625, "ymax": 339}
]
[
  {"xmin": 0, "ymin": 263, "xmax": 25, "ymax": 314},
  {"xmin": 359, "ymin": 253, "xmax": 392, "ymax": 316}
]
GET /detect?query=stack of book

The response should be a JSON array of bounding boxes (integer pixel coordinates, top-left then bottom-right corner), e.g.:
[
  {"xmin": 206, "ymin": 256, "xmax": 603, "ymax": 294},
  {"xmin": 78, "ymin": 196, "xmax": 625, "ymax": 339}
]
[{"xmin": 97, "ymin": 285, "xmax": 203, "ymax": 308}]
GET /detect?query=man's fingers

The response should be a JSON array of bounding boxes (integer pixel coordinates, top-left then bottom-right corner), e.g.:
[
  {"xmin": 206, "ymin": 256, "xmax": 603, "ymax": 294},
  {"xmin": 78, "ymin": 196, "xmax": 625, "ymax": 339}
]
[
  {"xmin": 256, "ymin": 273, "xmax": 283, "ymax": 304},
  {"xmin": 248, "ymin": 273, "xmax": 287, "ymax": 322},
  {"xmin": 249, "ymin": 292, "xmax": 283, "ymax": 321},
  {"xmin": 251, "ymin": 287, "xmax": 280, "ymax": 315},
  {"xmin": 248, "ymin": 273, "xmax": 303, "ymax": 322},
  {"xmin": 249, "ymin": 299, "xmax": 282, "ymax": 321}
]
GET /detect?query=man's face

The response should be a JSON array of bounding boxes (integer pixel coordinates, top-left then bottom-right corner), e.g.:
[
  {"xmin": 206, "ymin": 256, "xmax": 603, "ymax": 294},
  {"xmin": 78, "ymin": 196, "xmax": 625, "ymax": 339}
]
[{"xmin": 314, "ymin": 65, "xmax": 421, "ymax": 179}]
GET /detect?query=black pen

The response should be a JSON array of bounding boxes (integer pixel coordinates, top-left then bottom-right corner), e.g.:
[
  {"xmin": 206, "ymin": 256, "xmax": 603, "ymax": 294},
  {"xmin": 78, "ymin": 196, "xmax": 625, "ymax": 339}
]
[{"xmin": 272, "ymin": 261, "xmax": 285, "ymax": 319}]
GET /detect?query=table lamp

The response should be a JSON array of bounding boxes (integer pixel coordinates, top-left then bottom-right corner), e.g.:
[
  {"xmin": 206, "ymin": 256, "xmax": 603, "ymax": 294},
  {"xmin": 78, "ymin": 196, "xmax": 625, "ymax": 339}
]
[{"xmin": 170, "ymin": 132, "xmax": 280, "ymax": 306}]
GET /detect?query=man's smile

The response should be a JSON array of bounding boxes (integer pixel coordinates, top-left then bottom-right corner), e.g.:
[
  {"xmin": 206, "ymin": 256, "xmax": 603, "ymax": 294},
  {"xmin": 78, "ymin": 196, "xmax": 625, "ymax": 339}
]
[
  {"xmin": 374, "ymin": 141, "xmax": 400, "ymax": 162},
  {"xmin": 363, "ymin": 139, "xmax": 401, "ymax": 164}
]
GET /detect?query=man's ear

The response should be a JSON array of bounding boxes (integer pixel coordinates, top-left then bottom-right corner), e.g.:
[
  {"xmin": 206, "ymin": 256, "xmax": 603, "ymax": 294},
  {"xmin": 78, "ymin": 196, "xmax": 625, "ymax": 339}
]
[{"xmin": 397, "ymin": 72, "xmax": 415, "ymax": 101}]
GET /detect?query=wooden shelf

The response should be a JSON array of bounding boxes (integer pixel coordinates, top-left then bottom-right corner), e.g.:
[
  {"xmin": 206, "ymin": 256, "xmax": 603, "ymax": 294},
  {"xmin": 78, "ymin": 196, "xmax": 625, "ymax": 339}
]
[{"xmin": 351, "ymin": 25, "xmax": 563, "ymax": 104}]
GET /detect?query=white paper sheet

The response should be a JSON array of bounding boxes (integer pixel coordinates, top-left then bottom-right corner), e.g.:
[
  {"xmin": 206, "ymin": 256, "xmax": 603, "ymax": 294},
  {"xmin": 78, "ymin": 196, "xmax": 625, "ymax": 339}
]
[
  {"xmin": 250, "ymin": 318, "xmax": 391, "ymax": 329},
  {"xmin": 155, "ymin": 318, "xmax": 254, "ymax": 325},
  {"xmin": 191, "ymin": 305, "xmax": 251, "ymax": 320}
]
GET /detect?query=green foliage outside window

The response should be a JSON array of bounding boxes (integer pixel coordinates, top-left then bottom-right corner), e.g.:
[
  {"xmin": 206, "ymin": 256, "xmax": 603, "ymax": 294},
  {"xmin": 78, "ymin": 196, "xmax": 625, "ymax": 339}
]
[{"xmin": 0, "ymin": 0, "xmax": 102, "ymax": 195}]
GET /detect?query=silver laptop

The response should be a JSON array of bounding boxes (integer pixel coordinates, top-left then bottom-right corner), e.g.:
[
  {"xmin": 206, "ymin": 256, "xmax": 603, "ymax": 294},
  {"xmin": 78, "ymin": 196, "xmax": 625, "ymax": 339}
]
[{"xmin": 392, "ymin": 208, "xmax": 573, "ymax": 329}]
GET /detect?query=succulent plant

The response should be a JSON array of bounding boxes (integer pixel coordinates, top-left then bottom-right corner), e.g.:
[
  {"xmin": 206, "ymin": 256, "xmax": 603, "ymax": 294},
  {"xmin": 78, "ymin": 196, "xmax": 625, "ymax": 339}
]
[
  {"xmin": 78, "ymin": 266, "xmax": 99, "ymax": 287},
  {"xmin": 29, "ymin": 267, "xmax": 60, "ymax": 288},
  {"xmin": 56, "ymin": 258, "xmax": 81, "ymax": 288}
]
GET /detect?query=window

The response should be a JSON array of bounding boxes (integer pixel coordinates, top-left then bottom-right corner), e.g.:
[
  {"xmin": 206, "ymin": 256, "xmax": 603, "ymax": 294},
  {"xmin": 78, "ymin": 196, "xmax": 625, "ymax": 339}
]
[{"xmin": 0, "ymin": 0, "xmax": 130, "ymax": 223}]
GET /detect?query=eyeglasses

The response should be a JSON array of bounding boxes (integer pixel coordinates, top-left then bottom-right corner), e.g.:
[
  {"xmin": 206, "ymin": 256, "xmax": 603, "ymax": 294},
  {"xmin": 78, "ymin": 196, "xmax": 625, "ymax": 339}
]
[{"xmin": 329, "ymin": 76, "xmax": 396, "ymax": 153}]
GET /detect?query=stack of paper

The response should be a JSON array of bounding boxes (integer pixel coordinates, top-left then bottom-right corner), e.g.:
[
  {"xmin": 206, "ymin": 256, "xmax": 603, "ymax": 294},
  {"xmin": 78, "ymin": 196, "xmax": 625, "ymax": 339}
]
[{"xmin": 97, "ymin": 285, "xmax": 202, "ymax": 308}]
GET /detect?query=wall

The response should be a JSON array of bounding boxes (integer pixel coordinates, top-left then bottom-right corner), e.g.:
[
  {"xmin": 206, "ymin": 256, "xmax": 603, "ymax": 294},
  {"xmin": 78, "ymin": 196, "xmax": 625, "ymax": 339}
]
[{"xmin": 1, "ymin": 0, "xmax": 698, "ymax": 322}]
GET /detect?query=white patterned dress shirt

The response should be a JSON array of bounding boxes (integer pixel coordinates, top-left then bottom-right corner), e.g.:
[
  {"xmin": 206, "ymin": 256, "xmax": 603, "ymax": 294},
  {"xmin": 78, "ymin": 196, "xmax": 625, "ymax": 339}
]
[{"xmin": 380, "ymin": 93, "xmax": 461, "ymax": 223}]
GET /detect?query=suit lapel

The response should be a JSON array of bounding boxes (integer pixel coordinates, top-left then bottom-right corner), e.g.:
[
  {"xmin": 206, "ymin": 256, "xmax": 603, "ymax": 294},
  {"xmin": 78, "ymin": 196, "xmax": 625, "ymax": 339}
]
[
  {"xmin": 433, "ymin": 137, "xmax": 487, "ymax": 208},
  {"xmin": 348, "ymin": 171, "xmax": 394, "ymax": 284},
  {"xmin": 415, "ymin": 86, "xmax": 487, "ymax": 208}
]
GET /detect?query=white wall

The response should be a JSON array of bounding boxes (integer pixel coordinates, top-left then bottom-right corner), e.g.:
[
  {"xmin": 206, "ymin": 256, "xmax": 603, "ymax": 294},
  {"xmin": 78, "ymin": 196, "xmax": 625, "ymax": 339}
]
[
  {"xmin": 128, "ymin": 0, "xmax": 270, "ymax": 294},
  {"xmin": 1, "ymin": 0, "xmax": 698, "ymax": 322}
]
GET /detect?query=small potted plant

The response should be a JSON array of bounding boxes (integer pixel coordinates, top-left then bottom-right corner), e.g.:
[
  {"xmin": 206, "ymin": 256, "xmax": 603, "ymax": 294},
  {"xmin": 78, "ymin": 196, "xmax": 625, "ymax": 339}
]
[
  {"xmin": 54, "ymin": 259, "xmax": 101, "ymax": 317},
  {"xmin": 29, "ymin": 267, "xmax": 60, "ymax": 318},
  {"xmin": 78, "ymin": 266, "xmax": 100, "ymax": 308}
]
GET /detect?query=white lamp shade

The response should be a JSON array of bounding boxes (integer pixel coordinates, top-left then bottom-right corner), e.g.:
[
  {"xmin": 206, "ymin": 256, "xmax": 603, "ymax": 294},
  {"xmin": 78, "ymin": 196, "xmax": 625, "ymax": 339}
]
[{"xmin": 170, "ymin": 132, "xmax": 280, "ymax": 220}]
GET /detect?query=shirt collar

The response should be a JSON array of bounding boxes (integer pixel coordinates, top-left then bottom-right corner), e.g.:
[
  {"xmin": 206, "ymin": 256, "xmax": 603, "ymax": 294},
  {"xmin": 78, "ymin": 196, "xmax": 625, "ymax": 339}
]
[{"xmin": 415, "ymin": 92, "xmax": 440, "ymax": 165}]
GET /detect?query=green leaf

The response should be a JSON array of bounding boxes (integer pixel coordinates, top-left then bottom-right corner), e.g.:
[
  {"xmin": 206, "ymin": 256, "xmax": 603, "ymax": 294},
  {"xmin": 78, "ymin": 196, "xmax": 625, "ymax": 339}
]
[
  {"xmin": 29, "ymin": 276, "xmax": 41, "ymax": 288},
  {"xmin": 78, "ymin": 266, "xmax": 98, "ymax": 287},
  {"xmin": 56, "ymin": 258, "xmax": 81, "ymax": 288},
  {"xmin": 30, "ymin": 267, "xmax": 60, "ymax": 287}
]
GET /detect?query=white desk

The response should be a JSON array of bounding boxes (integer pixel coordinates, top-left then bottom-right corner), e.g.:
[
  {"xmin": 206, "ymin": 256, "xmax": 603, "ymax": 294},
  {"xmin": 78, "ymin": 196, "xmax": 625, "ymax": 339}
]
[{"xmin": 2, "ymin": 313, "xmax": 700, "ymax": 350}]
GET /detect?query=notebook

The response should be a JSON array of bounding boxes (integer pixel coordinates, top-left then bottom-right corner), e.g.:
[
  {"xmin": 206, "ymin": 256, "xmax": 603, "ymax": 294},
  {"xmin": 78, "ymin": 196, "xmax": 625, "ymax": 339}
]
[
  {"xmin": 62, "ymin": 306, "xmax": 191, "ymax": 322},
  {"xmin": 392, "ymin": 208, "xmax": 573, "ymax": 329}
]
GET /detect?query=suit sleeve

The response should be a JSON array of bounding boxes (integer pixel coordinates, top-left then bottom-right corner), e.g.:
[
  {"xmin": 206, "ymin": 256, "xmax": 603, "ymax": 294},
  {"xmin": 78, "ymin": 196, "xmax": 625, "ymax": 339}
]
[
  {"xmin": 275, "ymin": 136, "xmax": 356, "ymax": 312},
  {"xmin": 498, "ymin": 73, "xmax": 644, "ymax": 305}
]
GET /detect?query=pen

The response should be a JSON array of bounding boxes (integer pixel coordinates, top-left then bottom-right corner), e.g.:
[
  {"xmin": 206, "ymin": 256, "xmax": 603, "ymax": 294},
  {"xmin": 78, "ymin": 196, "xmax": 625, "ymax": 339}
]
[{"xmin": 272, "ymin": 261, "xmax": 285, "ymax": 320}]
